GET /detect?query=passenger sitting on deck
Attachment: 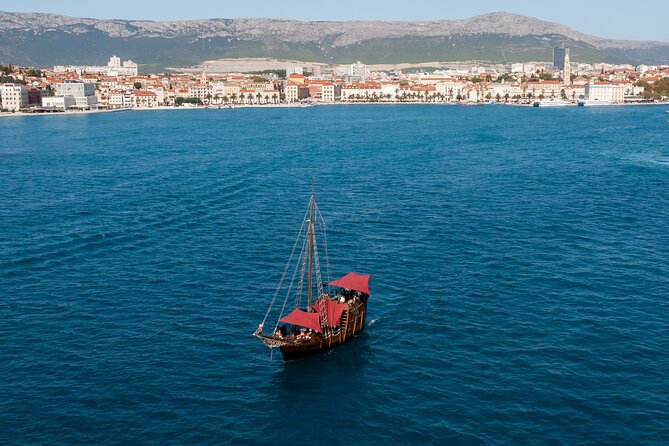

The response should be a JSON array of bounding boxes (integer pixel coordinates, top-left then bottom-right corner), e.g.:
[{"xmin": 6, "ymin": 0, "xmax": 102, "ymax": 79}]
[{"xmin": 274, "ymin": 328, "xmax": 283, "ymax": 339}]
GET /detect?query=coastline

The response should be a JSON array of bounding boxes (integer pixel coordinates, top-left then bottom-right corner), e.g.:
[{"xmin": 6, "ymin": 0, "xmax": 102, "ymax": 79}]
[
  {"xmin": 0, "ymin": 108, "xmax": 133, "ymax": 118},
  {"xmin": 1, "ymin": 101, "xmax": 666, "ymax": 117}
]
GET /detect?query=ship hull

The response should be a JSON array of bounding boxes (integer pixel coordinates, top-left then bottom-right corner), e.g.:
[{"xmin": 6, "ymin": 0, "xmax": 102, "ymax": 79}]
[
  {"xmin": 279, "ymin": 305, "xmax": 367, "ymax": 361},
  {"xmin": 280, "ymin": 325, "xmax": 365, "ymax": 360}
]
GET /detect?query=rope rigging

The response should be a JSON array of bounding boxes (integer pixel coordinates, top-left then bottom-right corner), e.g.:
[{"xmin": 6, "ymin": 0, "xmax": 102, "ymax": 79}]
[
  {"xmin": 261, "ymin": 206, "xmax": 309, "ymax": 327},
  {"xmin": 294, "ymin": 231, "xmax": 309, "ymax": 310},
  {"xmin": 315, "ymin": 202, "xmax": 332, "ymax": 285},
  {"xmin": 262, "ymin": 192, "xmax": 336, "ymax": 338}
]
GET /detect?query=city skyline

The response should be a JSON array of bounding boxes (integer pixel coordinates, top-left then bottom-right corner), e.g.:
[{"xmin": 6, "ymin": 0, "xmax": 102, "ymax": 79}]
[{"xmin": 1, "ymin": 0, "xmax": 669, "ymax": 42}]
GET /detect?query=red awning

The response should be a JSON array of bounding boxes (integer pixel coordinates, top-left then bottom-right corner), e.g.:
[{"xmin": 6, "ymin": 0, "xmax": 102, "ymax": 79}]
[
  {"xmin": 312, "ymin": 299, "xmax": 347, "ymax": 327},
  {"xmin": 279, "ymin": 309, "xmax": 322, "ymax": 333},
  {"xmin": 328, "ymin": 272, "xmax": 371, "ymax": 294}
]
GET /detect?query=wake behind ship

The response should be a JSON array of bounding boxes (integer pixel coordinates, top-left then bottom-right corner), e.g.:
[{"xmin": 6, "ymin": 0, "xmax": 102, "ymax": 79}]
[{"xmin": 253, "ymin": 188, "xmax": 371, "ymax": 360}]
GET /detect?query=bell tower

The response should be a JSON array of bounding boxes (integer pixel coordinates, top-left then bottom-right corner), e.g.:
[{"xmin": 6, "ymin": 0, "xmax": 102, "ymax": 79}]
[{"xmin": 563, "ymin": 53, "xmax": 571, "ymax": 86}]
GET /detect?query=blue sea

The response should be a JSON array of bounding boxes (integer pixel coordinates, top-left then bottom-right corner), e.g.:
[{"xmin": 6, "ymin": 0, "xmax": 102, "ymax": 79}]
[{"xmin": 1, "ymin": 105, "xmax": 668, "ymax": 445}]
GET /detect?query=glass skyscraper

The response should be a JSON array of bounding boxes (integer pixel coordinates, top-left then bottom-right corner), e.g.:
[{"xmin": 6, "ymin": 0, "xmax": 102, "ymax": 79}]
[{"xmin": 553, "ymin": 45, "xmax": 570, "ymax": 70}]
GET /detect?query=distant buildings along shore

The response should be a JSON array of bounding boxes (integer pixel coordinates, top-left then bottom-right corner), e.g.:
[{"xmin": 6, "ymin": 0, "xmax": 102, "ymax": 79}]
[{"xmin": 1, "ymin": 51, "xmax": 668, "ymax": 113}]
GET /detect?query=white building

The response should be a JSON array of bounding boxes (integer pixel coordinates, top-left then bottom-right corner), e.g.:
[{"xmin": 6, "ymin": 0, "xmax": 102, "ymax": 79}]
[
  {"xmin": 0, "ymin": 84, "xmax": 29, "ymax": 111},
  {"xmin": 511, "ymin": 63, "xmax": 525, "ymax": 73},
  {"xmin": 380, "ymin": 82, "xmax": 400, "ymax": 98},
  {"xmin": 321, "ymin": 83, "xmax": 335, "ymax": 102},
  {"xmin": 209, "ymin": 82, "xmax": 241, "ymax": 101},
  {"xmin": 336, "ymin": 61, "xmax": 369, "ymax": 81},
  {"xmin": 286, "ymin": 65, "xmax": 303, "ymax": 76},
  {"xmin": 42, "ymin": 96, "xmax": 76, "ymax": 109},
  {"xmin": 188, "ymin": 84, "xmax": 210, "ymax": 101},
  {"xmin": 108, "ymin": 91, "xmax": 134, "ymax": 108},
  {"xmin": 54, "ymin": 55, "xmax": 138, "ymax": 77},
  {"xmin": 341, "ymin": 82, "xmax": 382, "ymax": 101},
  {"xmin": 132, "ymin": 90, "xmax": 158, "ymax": 108},
  {"xmin": 584, "ymin": 81, "xmax": 625, "ymax": 103},
  {"xmin": 435, "ymin": 80, "xmax": 470, "ymax": 101},
  {"xmin": 487, "ymin": 83, "xmax": 524, "ymax": 100},
  {"xmin": 285, "ymin": 83, "xmax": 299, "ymax": 102},
  {"xmin": 53, "ymin": 82, "xmax": 98, "ymax": 108},
  {"xmin": 108, "ymin": 58, "xmax": 138, "ymax": 77},
  {"xmin": 108, "ymin": 55, "xmax": 121, "ymax": 68}
]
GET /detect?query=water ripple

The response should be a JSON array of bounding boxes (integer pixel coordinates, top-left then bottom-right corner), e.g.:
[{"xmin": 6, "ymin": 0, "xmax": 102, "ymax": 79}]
[{"xmin": 1, "ymin": 106, "xmax": 668, "ymax": 445}]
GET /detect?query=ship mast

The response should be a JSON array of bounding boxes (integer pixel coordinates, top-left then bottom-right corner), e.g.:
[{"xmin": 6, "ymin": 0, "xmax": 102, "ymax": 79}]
[{"xmin": 307, "ymin": 180, "xmax": 315, "ymax": 311}]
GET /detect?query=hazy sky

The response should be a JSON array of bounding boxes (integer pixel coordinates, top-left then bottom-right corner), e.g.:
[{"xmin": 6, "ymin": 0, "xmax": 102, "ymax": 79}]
[{"xmin": 2, "ymin": 0, "xmax": 668, "ymax": 42}]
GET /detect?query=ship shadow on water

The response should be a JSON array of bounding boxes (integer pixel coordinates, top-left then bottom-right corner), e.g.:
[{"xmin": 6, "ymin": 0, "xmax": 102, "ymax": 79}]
[
  {"xmin": 278, "ymin": 331, "xmax": 371, "ymax": 375},
  {"xmin": 257, "ymin": 333, "xmax": 374, "ymax": 440},
  {"xmin": 265, "ymin": 332, "xmax": 372, "ymax": 393}
]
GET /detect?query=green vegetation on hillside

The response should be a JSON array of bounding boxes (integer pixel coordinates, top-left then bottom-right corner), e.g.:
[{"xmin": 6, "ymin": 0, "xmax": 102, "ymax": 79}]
[
  {"xmin": 248, "ymin": 69, "xmax": 287, "ymax": 77},
  {"xmin": 636, "ymin": 78, "xmax": 669, "ymax": 98},
  {"xmin": 2, "ymin": 28, "xmax": 668, "ymax": 71},
  {"xmin": 0, "ymin": 75, "xmax": 25, "ymax": 84}
]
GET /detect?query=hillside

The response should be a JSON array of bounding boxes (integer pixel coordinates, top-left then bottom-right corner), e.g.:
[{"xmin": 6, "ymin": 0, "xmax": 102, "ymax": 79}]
[{"xmin": 1, "ymin": 11, "xmax": 668, "ymax": 71}]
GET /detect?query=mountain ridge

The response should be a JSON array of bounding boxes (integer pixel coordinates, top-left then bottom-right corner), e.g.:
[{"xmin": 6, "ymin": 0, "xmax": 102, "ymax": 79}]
[{"xmin": 1, "ymin": 11, "xmax": 668, "ymax": 70}]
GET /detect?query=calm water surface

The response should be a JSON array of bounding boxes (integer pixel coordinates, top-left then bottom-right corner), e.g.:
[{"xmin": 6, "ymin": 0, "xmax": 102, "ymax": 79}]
[{"xmin": 1, "ymin": 105, "xmax": 668, "ymax": 445}]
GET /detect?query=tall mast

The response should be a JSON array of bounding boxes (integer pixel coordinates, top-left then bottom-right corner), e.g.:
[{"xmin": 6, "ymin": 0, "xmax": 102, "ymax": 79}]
[
  {"xmin": 307, "ymin": 180, "xmax": 315, "ymax": 311},
  {"xmin": 307, "ymin": 178, "xmax": 315, "ymax": 312}
]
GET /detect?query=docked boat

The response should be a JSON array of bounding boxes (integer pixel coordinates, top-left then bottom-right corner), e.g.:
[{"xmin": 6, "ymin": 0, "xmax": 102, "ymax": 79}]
[
  {"xmin": 578, "ymin": 99, "xmax": 614, "ymax": 106},
  {"xmin": 533, "ymin": 98, "xmax": 572, "ymax": 107},
  {"xmin": 254, "ymin": 187, "xmax": 371, "ymax": 360}
]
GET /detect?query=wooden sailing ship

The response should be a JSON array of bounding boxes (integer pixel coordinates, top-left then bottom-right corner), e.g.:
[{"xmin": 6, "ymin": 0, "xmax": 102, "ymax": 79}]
[{"xmin": 253, "ymin": 188, "xmax": 371, "ymax": 360}]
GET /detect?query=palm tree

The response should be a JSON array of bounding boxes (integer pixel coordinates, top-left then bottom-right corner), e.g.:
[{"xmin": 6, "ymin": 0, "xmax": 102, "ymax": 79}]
[
  {"xmin": 264, "ymin": 94, "xmax": 270, "ymax": 104},
  {"xmin": 256, "ymin": 92, "xmax": 262, "ymax": 103},
  {"xmin": 495, "ymin": 93, "xmax": 501, "ymax": 102},
  {"xmin": 231, "ymin": 93, "xmax": 238, "ymax": 104},
  {"xmin": 206, "ymin": 93, "xmax": 212, "ymax": 105},
  {"xmin": 213, "ymin": 94, "xmax": 220, "ymax": 105}
]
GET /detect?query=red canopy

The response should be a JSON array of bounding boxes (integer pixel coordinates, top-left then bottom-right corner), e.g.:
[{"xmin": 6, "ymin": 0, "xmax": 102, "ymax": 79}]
[
  {"xmin": 328, "ymin": 272, "xmax": 371, "ymax": 294},
  {"xmin": 312, "ymin": 299, "xmax": 347, "ymax": 327},
  {"xmin": 279, "ymin": 309, "xmax": 322, "ymax": 333}
]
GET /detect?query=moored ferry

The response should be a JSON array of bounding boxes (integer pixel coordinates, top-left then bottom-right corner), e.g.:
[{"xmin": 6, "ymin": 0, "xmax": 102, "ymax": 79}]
[{"xmin": 533, "ymin": 98, "xmax": 573, "ymax": 107}]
